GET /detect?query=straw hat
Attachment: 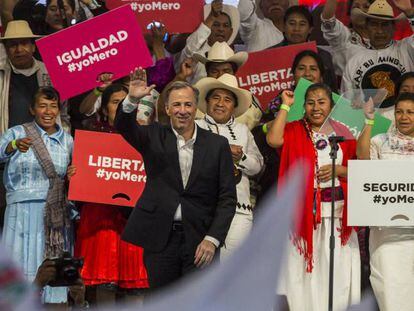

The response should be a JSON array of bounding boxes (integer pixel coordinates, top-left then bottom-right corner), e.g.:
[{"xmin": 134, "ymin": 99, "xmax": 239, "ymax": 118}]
[
  {"xmin": 193, "ymin": 42, "xmax": 248, "ymax": 68},
  {"xmin": 352, "ymin": 0, "xmax": 405, "ymax": 21},
  {"xmin": 195, "ymin": 74, "xmax": 252, "ymax": 118},
  {"xmin": 0, "ymin": 20, "xmax": 41, "ymax": 40},
  {"xmin": 204, "ymin": 4, "xmax": 240, "ymax": 45}
]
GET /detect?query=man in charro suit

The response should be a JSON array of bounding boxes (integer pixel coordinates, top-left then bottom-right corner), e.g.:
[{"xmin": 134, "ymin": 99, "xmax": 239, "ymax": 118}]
[{"xmin": 115, "ymin": 68, "xmax": 236, "ymax": 289}]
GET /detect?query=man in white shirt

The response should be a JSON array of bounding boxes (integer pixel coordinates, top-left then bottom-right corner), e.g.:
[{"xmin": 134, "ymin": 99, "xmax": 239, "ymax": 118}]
[
  {"xmin": 340, "ymin": 0, "xmax": 414, "ymax": 108},
  {"xmin": 195, "ymin": 74, "xmax": 263, "ymax": 259},
  {"xmin": 238, "ymin": 0, "xmax": 288, "ymax": 51}
]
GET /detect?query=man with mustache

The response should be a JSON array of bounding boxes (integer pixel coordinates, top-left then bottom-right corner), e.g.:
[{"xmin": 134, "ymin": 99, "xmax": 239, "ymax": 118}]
[{"xmin": 340, "ymin": 0, "xmax": 414, "ymax": 107}]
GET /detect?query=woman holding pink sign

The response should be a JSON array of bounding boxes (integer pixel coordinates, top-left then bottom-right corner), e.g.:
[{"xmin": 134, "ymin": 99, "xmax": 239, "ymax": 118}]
[{"xmin": 74, "ymin": 84, "xmax": 149, "ymax": 305}]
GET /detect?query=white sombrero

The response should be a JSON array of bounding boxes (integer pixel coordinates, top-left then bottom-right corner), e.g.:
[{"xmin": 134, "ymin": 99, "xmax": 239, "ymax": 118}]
[
  {"xmin": 204, "ymin": 4, "xmax": 240, "ymax": 45},
  {"xmin": 352, "ymin": 0, "xmax": 405, "ymax": 21},
  {"xmin": 195, "ymin": 73, "xmax": 252, "ymax": 118},
  {"xmin": 0, "ymin": 20, "xmax": 41, "ymax": 40},
  {"xmin": 193, "ymin": 41, "xmax": 248, "ymax": 68}
]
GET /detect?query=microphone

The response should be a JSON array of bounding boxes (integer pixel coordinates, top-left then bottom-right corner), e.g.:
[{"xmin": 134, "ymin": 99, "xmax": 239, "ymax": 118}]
[{"xmin": 328, "ymin": 136, "xmax": 345, "ymax": 143}]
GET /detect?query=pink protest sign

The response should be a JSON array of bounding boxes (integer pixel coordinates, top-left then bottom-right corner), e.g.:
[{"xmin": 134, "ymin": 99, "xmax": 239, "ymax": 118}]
[
  {"xmin": 36, "ymin": 5, "xmax": 153, "ymax": 100},
  {"xmin": 105, "ymin": 0, "xmax": 204, "ymax": 34}
]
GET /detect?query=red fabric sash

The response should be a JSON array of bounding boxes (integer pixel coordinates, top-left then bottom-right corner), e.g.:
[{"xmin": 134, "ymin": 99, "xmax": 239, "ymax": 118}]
[{"xmin": 277, "ymin": 120, "xmax": 356, "ymax": 272}]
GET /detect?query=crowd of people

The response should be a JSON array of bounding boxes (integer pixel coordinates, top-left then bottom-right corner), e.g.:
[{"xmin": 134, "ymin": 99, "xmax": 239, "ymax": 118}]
[{"xmin": 0, "ymin": 0, "xmax": 414, "ymax": 310}]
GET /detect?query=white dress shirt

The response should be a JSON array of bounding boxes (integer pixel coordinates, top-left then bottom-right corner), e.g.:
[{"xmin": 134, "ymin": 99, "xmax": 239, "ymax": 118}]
[{"xmin": 122, "ymin": 96, "xmax": 220, "ymax": 247}]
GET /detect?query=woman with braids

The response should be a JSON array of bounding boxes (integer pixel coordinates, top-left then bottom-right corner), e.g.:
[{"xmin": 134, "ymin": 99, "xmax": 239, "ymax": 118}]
[
  {"xmin": 74, "ymin": 84, "xmax": 148, "ymax": 306},
  {"xmin": 0, "ymin": 87, "xmax": 74, "ymax": 303},
  {"xmin": 266, "ymin": 83, "xmax": 360, "ymax": 311}
]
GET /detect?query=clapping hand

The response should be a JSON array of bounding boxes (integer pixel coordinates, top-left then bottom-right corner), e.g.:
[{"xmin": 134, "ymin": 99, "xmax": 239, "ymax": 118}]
[{"xmin": 128, "ymin": 67, "xmax": 156, "ymax": 102}]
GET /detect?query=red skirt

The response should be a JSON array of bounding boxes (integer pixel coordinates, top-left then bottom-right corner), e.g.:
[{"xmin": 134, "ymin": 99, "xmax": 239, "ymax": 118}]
[{"xmin": 75, "ymin": 203, "xmax": 148, "ymax": 289}]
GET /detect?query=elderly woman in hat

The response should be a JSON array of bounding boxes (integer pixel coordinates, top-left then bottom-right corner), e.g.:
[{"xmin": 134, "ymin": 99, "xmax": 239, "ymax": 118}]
[
  {"xmin": 357, "ymin": 92, "xmax": 414, "ymax": 311},
  {"xmin": 194, "ymin": 73, "xmax": 263, "ymax": 259},
  {"xmin": 267, "ymin": 83, "xmax": 360, "ymax": 311}
]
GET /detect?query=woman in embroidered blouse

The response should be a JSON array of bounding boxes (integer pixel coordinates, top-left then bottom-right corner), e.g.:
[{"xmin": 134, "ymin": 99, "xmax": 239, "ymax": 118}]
[
  {"xmin": 0, "ymin": 87, "xmax": 74, "ymax": 303},
  {"xmin": 266, "ymin": 83, "xmax": 360, "ymax": 311},
  {"xmin": 357, "ymin": 92, "xmax": 414, "ymax": 311}
]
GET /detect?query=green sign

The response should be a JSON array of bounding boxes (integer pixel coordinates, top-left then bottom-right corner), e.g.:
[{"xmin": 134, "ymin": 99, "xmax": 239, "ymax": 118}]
[{"xmin": 287, "ymin": 79, "xmax": 392, "ymax": 137}]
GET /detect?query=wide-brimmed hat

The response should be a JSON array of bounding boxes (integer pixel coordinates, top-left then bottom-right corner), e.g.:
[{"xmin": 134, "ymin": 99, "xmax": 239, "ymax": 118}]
[
  {"xmin": 352, "ymin": 0, "xmax": 405, "ymax": 21},
  {"xmin": 0, "ymin": 20, "xmax": 41, "ymax": 41},
  {"xmin": 195, "ymin": 73, "xmax": 252, "ymax": 118},
  {"xmin": 204, "ymin": 4, "xmax": 240, "ymax": 45},
  {"xmin": 193, "ymin": 42, "xmax": 248, "ymax": 69}
]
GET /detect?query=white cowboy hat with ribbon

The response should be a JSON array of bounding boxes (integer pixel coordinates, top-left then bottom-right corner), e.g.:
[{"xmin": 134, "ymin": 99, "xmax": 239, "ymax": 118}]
[
  {"xmin": 195, "ymin": 73, "xmax": 252, "ymax": 118},
  {"xmin": 193, "ymin": 41, "xmax": 248, "ymax": 69}
]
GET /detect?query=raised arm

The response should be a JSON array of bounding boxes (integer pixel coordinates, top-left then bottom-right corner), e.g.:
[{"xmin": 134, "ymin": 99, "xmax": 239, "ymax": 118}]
[
  {"xmin": 114, "ymin": 68, "xmax": 156, "ymax": 153},
  {"xmin": 238, "ymin": 0, "xmax": 259, "ymax": 44},
  {"xmin": 356, "ymin": 98, "xmax": 375, "ymax": 159},
  {"xmin": 266, "ymin": 90, "xmax": 294, "ymax": 148}
]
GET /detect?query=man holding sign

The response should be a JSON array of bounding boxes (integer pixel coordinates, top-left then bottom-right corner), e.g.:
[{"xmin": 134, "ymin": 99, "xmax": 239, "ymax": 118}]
[{"xmin": 115, "ymin": 68, "xmax": 236, "ymax": 289}]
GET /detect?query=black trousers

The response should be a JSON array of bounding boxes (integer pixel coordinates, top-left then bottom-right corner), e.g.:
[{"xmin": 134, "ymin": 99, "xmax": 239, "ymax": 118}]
[{"xmin": 143, "ymin": 224, "xmax": 196, "ymax": 289}]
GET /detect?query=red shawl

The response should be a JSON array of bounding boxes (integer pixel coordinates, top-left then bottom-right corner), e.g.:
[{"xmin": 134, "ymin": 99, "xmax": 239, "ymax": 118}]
[{"xmin": 278, "ymin": 120, "xmax": 356, "ymax": 272}]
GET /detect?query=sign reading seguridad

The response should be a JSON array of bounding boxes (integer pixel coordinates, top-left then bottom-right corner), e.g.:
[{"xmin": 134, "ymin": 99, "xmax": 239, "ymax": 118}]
[
  {"xmin": 36, "ymin": 5, "xmax": 153, "ymax": 100},
  {"xmin": 348, "ymin": 160, "xmax": 414, "ymax": 226}
]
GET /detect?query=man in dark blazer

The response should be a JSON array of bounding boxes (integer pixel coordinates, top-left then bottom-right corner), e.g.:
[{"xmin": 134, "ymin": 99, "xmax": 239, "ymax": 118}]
[{"xmin": 115, "ymin": 68, "xmax": 237, "ymax": 289}]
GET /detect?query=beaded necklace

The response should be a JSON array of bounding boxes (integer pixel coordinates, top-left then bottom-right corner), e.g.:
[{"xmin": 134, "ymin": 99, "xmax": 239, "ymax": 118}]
[{"xmin": 302, "ymin": 118, "xmax": 322, "ymax": 226}]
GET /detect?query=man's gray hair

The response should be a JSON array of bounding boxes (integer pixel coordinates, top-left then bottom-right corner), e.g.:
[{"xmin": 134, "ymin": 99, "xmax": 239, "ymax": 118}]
[{"xmin": 164, "ymin": 81, "xmax": 199, "ymax": 105}]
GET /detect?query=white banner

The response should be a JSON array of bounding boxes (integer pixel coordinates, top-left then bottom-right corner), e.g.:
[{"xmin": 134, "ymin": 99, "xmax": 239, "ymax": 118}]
[{"xmin": 348, "ymin": 160, "xmax": 414, "ymax": 226}]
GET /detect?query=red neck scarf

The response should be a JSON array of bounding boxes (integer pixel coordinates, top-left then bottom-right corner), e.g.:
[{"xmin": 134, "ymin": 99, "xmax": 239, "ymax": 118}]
[{"xmin": 278, "ymin": 120, "xmax": 356, "ymax": 272}]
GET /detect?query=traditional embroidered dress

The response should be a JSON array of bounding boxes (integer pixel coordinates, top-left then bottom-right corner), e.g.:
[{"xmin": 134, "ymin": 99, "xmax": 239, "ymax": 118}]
[
  {"xmin": 0, "ymin": 123, "xmax": 73, "ymax": 303},
  {"xmin": 196, "ymin": 115, "xmax": 263, "ymax": 259},
  {"xmin": 276, "ymin": 120, "xmax": 360, "ymax": 311},
  {"xmin": 75, "ymin": 121, "xmax": 148, "ymax": 289},
  {"xmin": 369, "ymin": 130, "xmax": 414, "ymax": 311}
]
